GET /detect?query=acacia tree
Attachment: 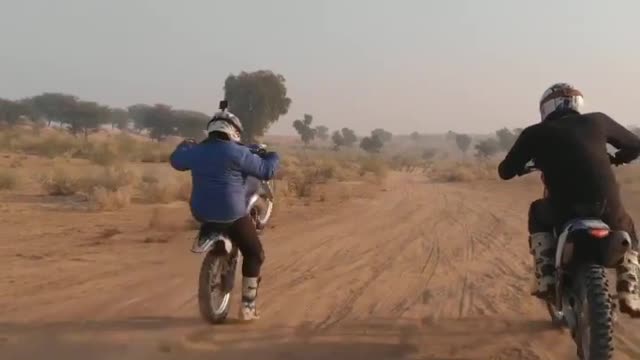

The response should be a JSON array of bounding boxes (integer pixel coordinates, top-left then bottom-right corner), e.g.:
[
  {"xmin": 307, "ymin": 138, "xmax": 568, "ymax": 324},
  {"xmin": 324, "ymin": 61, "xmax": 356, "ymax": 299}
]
[
  {"xmin": 126, "ymin": 104, "xmax": 176, "ymax": 140},
  {"xmin": 496, "ymin": 128, "xmax": 518, "ymax": 152},
  {"xmin": 331, "ymin": 128, "xmax": 357, "ymax": 150},
  {"xmin": 64, "ymin": 101, "xmax": 110, "ymax": 138},
  {"xmin": 109, "ymin": 108, "xmax": 129, "ymax": 130},
  {"xmin": 224, "ymin": 70, "xmax": 292, "ymax": 142},
  {"xmin": 145, "ymin": 104, "xmax": 177, "ymax": 141},
  {"xmin": 28, "ymin": 93, "xmax": 78, "ymax": 126},
  {"xmin": 127, "ymin": 104, "xmax": 152, "ymax": 133},
  {"xmin": 371, "ymin": 128, "xmax": 393, "ymax": 143},
  {"xmin": 410, "ymin": 131, "xmax": 421, "ymax": 142},
  {"xmin": 360, "ymin": 134, "xmax": 384, "ymax": 153},
  {"xmin": 475, "ymin": 138, "xmax": 500, "ymax": 158},
  {"xmin": 454, "ymin": 133, "xmax": 472, "ymax": 155},
  {"xmin": 315, "ymin": 125, "xmax": 329, "ymax": 141},
  {"xmin": 0, "ymin": 99, "xmax": 34, "ymax": 124},
  {"xmin": 292, "ymin": 114, "xmax": 317, "ymax": 145},
  {"xmin": 174, "ymin": 110, "xmax": 209, "ymax": 140},
  {"xmin": 341, "ymin": 128, "xmax": 357, "ymax": 147}
]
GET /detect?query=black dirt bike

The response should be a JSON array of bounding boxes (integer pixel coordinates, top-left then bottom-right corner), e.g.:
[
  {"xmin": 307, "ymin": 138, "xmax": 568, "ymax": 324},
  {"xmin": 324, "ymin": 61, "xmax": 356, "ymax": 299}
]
[
  {"xmin": 522, "ymin": 161, "xmax": 632, "ymax": 359},
  {"xmin": 191, "ymin": 144, "xmax": 276, "ymax": 324}
]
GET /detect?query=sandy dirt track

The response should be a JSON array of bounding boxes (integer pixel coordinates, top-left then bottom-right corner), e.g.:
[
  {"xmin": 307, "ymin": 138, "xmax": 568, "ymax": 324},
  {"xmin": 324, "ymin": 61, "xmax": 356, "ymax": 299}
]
[{"xmin": 1, "ymin": 172, "xmax": 640, "ymax": 360}]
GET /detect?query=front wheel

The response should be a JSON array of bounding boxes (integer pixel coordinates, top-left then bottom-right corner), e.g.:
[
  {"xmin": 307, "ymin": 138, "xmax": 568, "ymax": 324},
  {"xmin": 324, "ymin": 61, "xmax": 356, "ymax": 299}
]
[
  {"xmin": 198, "ymin": 252, "xmax": 236, "ymax": 324},
  {"xmin": 574, "ymin": 265, "xmax": 615, "ymax": 360}
]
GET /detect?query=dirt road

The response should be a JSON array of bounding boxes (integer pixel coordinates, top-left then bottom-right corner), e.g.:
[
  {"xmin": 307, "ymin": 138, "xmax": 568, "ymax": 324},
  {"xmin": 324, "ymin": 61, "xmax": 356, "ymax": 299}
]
[{"xmin": 2, "ymin": 172, "xmax": 640, "ymax": 359}]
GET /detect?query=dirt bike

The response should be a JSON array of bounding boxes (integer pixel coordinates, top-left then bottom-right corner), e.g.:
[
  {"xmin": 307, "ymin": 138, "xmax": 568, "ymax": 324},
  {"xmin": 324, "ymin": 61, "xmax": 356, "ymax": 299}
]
[
  {"xmin": 191, "ymin": 144, "xmax": 276, "ymax": 324},
  {"xmin": 522, "ymin": 161, "xmax": 632, "ymax": 359}
]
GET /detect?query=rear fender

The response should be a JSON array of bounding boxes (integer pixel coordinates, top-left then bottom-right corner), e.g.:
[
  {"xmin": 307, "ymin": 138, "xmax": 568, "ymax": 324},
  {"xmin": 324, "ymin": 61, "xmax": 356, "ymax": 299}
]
[
  {"xmin": 555, "ymin": 219, "xmax": 609, "ymax": 267},
  {"xmin": 556, "ymin": 219, "xmax": 630, "ymax": 268},
  {"xmin": 191, "ymin": 233, "xmax": 233, "ymax": 254}
]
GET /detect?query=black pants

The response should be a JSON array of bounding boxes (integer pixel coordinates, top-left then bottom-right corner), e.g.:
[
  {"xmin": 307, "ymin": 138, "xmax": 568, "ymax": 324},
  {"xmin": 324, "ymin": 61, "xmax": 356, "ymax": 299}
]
[
  {"xmin": 528, "ymin": 198, "xmax": 639, "ymax": 249},
  {"xmin": 198, "ymin": 215, "xmax": 265, "ymax": 277}
]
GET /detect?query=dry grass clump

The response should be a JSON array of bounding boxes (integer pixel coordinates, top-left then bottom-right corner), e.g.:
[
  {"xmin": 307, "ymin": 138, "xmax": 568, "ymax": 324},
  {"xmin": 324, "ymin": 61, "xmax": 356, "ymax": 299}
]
[
  {"xmin": 426, "ymin": 161, "xmax": 498, "ymax": 183},
  {"xmin": 0, "ymin": 169, "xmax": 18, "ymax": 190},
  {"xmin": 358, "ymin": 156, "xmax": 388, "ymax": 179},
  {"xmin": 90, "ymin": 186, "xmax": 132, "ymax": 211},
  {"xmin": 137, "ymin": 171, "xmax": 191, "ymax": 203},
  {"xmin": 37, "ymin": 164, "xmax": 138, "ymax": 210},
  {"xmin": 0, "ymin": 128, "xmax": 80, "ymax": 158},
  {"xmin": 0, "ymin": 126, "xmax": 172, "ymax": 163},
  {"xmin": 276, "ymin": 151, "xmax": 389, "ymax": 199},
  {"xmin": 37, "ymin": 167, "xmax": 83, "ymax": 195}
]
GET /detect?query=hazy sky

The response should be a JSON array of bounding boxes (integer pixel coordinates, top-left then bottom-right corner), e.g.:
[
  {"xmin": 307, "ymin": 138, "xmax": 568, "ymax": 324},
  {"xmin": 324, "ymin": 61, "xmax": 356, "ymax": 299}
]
[{"xmin": 1, "ymin": 0, "xmax": 639, "ymax": 135}]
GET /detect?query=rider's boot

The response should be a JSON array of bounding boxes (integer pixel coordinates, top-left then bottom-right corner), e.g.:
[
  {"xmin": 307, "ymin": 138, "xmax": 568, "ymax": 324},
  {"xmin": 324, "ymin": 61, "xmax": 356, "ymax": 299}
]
[
  {"xmin": 529, "ymin": 232, "xmax": 556, "ymax": 299},
  {"xmin": 617, "ymin": 249, "xmax": 640, "ymax": 318},
  {"xmin": 239, "ymin": 276, "xmax": 261, "ymax": 321}
]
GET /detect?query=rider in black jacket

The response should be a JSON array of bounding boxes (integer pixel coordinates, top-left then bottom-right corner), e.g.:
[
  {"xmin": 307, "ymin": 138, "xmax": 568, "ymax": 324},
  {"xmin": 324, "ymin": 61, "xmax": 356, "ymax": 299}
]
[{"xmin": 498, "ymin": 83, "xmax": 640, "ymax": 317}]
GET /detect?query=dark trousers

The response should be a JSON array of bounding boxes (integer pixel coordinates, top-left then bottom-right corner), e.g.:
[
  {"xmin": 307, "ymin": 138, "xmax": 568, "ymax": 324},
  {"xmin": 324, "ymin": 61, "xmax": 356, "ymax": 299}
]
[
  {"xmin": 198, "ymin": 215, "xmax": 265, "ymax": 277},
  {"xmin": 528, "ymin": 198, "xmax": 638, "ymax": 249}
]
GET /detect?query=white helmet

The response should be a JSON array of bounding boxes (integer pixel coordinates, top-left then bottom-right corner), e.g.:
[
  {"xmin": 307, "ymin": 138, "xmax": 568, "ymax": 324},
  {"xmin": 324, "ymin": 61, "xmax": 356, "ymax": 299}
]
[
  {"xmin": 539, "ymin": 83, "xmax": 584, "ymax": 121},
  {"xmin": 206, "ymin": 110, "xmax": 243, "ymax": 142}
]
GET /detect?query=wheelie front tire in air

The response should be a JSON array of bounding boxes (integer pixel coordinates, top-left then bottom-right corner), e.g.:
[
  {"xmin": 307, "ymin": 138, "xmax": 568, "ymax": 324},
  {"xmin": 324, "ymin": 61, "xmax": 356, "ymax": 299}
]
[
  {"xmin": 198, "ymin": 252, "xmax": 232, "ymax": 324},
  {"xmin": 575, "ymin": 265, "xmax": 615, "ymax": 360}
]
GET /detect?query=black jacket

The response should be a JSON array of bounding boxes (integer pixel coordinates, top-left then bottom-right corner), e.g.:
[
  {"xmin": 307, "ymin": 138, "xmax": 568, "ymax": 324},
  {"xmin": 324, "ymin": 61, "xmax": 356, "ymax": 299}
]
[{"xmin": 498, "ymin": 111, "xmax": 640, "ymax": 212}]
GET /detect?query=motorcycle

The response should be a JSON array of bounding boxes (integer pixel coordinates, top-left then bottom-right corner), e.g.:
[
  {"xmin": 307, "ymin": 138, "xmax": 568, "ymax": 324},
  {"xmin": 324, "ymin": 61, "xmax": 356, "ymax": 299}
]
[
  {"xmin": 522, "ymin": 160, "xmax": 632, "ymax": 359},
  {"xmin": 191, "ymin": 143, "xmax": 276, "ymax": 324}
]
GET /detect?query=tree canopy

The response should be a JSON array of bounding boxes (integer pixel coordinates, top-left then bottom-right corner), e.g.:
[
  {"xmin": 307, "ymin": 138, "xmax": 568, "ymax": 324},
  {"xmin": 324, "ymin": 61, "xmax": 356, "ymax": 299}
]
[
  {"xmin": 360, "ymin": 134, "xmax": 384, "ymax": 153},
  {"xmin": 224, "ymin": 70, "xmax": 292, "ymax": 142},
  {"xmin": 454, "ymin": 133, "xmax": 472, "ymax": 154},
  {"xmin": 332, "ymin": 128, "xmax": 358, "ymax": 149},
  {"xmin": 315, "ymin": 125, "xmax": 329, "ymax": 141},
  {"xmin": 371, "ymin": 128, "xmax": 393, "ymax": 143},
  {"xmin": 475, "ymin": 138, "xmax": 500, "ymax": 158},
  {"xmin": 293, "ymin": 114, "xmax": 317, "ymax": 145}
]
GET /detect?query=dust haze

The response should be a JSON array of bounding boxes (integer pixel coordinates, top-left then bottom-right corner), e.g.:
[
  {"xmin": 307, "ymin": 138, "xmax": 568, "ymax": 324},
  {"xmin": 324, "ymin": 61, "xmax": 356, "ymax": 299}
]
[{"xmin": 2, "ymin": 1, "xmax": 640, "ymax": 360}]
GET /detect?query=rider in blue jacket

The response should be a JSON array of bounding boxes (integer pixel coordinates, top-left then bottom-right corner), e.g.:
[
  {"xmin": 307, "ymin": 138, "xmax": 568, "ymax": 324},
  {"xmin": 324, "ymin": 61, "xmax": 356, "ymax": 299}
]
[{"xmin": 170, "ymin": 105, "xmax": 279, "ymax": 321}]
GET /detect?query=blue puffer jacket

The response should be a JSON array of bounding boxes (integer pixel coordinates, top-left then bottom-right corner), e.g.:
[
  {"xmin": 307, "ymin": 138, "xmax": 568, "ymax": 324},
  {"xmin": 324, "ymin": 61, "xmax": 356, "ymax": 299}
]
[{"xmin": 169, "ymin": 139, "xmax": 279, "ymax": 223}]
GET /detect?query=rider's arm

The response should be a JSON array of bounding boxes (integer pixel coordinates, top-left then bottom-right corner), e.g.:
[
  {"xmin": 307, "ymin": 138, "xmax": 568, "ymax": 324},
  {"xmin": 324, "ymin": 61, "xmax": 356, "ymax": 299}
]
[
  {"xmin": 169, "ymin": 142, "xmax": 197, "ymax": 171},
  {"xmin": 498, "ymin": 127, "xmax": 535, "ymax": 180},
  {"xmin": 599, "ymin": 112, "xmax": 640, "ymax": 164},
  {"xmin": 236, "ymin": 148, "xmax": 280, "ymax": 180}
]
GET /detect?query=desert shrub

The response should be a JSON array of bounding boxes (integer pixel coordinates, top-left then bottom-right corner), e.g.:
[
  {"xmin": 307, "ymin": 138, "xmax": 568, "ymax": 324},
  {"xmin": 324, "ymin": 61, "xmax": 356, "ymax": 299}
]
[
  {"xmin": 38, "ymin": 165, "xmax": 138, "ymax": 197},
  {"xmin": 358, "ymin": 156, "xmax": 388, "ymax": 178},
  {"xmin": 8, "ymin": 132, "xmax": 77, "ymax": 158},
  {"xmin": 427, "ymin": 161, "xmax": 497, "ymax": 183},
  {"xmin": 0, "ymin": 169, "xmax": 18, "ymax": 190},
  {"xmin": 138, "ymin": 172, "xmax": 191, "ymax": 203},
  {"xmin": 90, "ymin": 186, "xmax": 132, "ymax": 210},
  {"xmin": 287, "ymin": 169, "xmax": 316, "ymax": 198},
  {"xmin": 37, "ymin": 167, "xmax": 82, "ymax": 195},
  {"xmin": 139, "ymin": 142, "xmax": 172, "ymax": 163},
  {"xmin": 83, "ymin": 142, "xmax": 122, "ymax": 165},
  {"xmin": 83, "ymin": 165, "xmax": 138, "ymax": 192}
]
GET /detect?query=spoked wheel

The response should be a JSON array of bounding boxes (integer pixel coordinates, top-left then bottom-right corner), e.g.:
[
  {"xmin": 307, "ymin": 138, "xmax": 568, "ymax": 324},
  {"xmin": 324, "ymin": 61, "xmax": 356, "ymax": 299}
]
[
  {"xmin": 574, "ymin": 265, "xmax": 615, "ymax": 360},
  {"xmin": 198, "ymin": 252, "xmax": 236, "ymax": 324}
]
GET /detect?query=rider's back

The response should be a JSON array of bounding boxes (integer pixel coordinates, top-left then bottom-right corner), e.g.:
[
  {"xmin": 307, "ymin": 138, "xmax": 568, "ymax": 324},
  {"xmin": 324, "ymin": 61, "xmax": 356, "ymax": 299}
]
[
  {"xmin": 502, "ymin": 111, "xmax": 640, "ymax": 214},
  {"xmin": 170, "ymin": 138, "xmax": 278, "ymax": 223}
]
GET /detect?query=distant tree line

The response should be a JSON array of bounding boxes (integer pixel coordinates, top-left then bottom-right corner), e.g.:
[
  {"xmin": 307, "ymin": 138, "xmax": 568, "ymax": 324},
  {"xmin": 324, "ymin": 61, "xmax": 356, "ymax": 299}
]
[
  {"xmin": 0, "ymin": 70, "xmax": 292, "ymax": 142},
  {"xmin": 292, "ymin": 114, "xmax": 394, "ymax": 154}
]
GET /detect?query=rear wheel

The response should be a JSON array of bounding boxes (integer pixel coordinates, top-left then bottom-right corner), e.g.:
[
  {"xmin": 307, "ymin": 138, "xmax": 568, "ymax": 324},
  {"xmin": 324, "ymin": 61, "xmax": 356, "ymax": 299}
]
[
  {"xmin": 575, "ymin": 265, "xmax": 614, "ymax": 360},
  {"xmin": 198, "ymin": 252, "xmax": 234, "ymax": 324}
]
